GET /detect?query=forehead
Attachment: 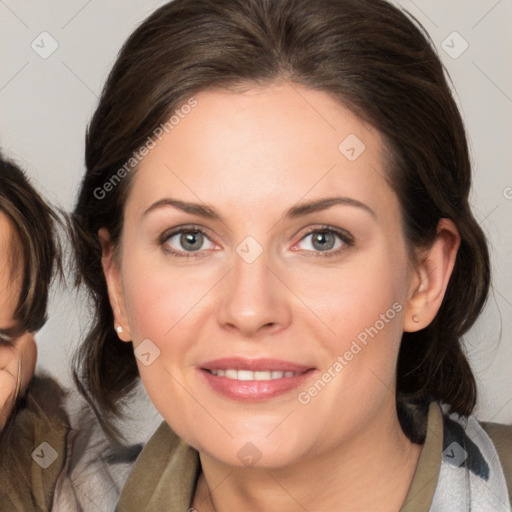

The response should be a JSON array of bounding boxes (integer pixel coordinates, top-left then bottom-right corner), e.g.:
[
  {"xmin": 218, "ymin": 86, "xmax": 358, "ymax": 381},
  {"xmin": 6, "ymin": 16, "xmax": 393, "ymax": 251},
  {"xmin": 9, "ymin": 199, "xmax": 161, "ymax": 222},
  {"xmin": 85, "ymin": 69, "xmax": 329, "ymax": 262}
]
[
  {"xmin": 127, "ymin": 83, "xmax": 397, "ymax": 221},
  {"xmin": 0, "ymin": 212, "xmax": 14, "ymax": 260},
  {"xmin": 0, "ymin": 211, "xmax": 21, "ymax": 275},
  {"xmin": 0, "ymin": 211, "xmax": 21, "ymax": 329}
]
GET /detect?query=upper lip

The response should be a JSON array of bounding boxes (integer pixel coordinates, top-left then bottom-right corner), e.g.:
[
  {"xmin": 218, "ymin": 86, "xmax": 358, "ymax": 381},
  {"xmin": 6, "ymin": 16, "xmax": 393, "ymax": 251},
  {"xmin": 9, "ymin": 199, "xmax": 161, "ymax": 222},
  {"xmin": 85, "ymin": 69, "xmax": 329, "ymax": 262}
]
[{"xmin": 200, "ymin": 357, "xmax": 314, "ymax": 373}]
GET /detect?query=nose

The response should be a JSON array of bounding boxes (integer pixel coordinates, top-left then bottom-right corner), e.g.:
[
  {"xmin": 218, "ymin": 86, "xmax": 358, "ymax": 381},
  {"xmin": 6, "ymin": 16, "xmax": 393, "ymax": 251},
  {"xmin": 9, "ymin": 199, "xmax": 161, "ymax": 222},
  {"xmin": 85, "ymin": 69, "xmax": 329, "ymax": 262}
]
[{"xmin": 216, "ymin": 247, "xmax": 292, "ymax": 338}]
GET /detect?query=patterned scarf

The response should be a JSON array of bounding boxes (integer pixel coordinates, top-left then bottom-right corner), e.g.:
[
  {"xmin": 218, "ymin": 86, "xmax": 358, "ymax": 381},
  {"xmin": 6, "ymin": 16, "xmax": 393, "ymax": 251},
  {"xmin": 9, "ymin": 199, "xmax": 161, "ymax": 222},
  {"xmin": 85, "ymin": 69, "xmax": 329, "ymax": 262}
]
[{"xmin": 431, "ymin": 404, "xmax": 510, "ymax": 511}]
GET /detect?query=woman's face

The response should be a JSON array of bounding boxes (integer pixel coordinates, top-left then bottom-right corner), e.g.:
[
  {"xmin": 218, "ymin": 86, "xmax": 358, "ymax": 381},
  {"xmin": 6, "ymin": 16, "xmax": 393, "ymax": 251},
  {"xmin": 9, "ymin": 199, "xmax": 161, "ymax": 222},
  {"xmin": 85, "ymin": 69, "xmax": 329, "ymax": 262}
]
[
  {"xmin": 0, "ymin": 212, "xmax": 37, "ymax": 412},
  {"xmin": 106, "ymin": 83, "xmax": 419, "ymax": 468}
]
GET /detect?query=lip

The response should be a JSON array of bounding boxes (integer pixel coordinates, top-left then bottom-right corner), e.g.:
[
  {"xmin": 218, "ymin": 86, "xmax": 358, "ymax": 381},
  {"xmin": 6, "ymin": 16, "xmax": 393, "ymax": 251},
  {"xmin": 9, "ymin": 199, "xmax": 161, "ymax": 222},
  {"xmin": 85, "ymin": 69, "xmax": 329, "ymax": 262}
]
[
  {"xmin": 198, "ymin": 357, "xmax": 316, "ymax": 402},
  {"xmin": 200, "ymin": 357, "xmax": 313, "ymax": 373}
]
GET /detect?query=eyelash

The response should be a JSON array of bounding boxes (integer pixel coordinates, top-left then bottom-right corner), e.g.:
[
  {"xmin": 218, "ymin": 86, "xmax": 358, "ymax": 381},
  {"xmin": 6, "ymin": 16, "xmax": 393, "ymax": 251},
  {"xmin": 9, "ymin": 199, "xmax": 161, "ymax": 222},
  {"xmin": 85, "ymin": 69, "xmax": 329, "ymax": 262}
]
[
  {"xmin": 159, "ymin": 224, "xmax": 354, "ymax": 260},
  {"xmin": 295, "ymin": 225, "xmax": 354, "ymax": 259}
]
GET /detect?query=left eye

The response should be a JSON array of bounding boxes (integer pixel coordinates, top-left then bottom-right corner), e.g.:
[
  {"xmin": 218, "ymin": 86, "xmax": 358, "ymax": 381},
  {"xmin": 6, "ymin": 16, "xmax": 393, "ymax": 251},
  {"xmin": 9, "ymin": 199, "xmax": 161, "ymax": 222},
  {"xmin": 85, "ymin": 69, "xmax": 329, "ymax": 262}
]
[
  {"xmin": 295, "ymin": 229, "xmax": 348, "ymax": 253},
  {"xmin": 163, "ymin": 229, "xmax": 216, "ymax": 253}
]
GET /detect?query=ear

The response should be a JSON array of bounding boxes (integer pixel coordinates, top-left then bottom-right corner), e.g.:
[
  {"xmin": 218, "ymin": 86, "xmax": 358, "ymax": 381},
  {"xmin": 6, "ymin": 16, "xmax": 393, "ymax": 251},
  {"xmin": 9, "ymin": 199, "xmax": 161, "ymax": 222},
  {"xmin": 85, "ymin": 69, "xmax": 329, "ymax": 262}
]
[
  {"xmin": 403, "ymin": 218, "xmax": 460, "ymax": 332},
  {"xmin": 98, "ymin": 228, "xmax": 132, "ymax": 342}
]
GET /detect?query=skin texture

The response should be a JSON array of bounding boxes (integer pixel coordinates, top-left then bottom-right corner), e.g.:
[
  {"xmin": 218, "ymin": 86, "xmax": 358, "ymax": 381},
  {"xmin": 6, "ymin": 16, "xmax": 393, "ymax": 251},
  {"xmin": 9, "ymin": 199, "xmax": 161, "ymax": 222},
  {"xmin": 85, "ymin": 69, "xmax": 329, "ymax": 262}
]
[
  {"xmin": 0, "ymin": 212, "xmax": 37, "ymax": 429},
  {"xmin": 101, "ymin": 82, "xmax": 460, "ymax": 512}
]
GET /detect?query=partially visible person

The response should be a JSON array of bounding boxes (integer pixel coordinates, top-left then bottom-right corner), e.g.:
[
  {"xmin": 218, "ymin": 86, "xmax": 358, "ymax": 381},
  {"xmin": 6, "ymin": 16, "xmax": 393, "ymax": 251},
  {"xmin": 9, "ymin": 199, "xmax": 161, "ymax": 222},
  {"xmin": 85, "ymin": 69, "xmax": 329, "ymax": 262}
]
[
  {"xmin": 0, "ymin": 152, "xmax": 145, "ymax": 511},
  {"xmin": 0, "ymin": 164, "xmax": 47, "ymax": 428},
  {"xmin": 0, "ymin": 152, "xmax": 70, "ymax": 510},
  {"xmin": 0, "ymin": 332, "xmax": 37, "ymax": 429}
]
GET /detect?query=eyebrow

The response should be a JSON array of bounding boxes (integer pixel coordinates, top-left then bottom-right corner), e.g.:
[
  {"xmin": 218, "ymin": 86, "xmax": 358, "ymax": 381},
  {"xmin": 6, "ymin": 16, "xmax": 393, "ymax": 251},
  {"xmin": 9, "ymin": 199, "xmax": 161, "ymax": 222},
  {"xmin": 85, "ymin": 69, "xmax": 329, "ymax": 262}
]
[
  {"xmin": 143, "ymin": 196, "xmax": 377, "ymax": 222},
  {"xmin": 286, "ymin": 197, "xmax": 376, "ymax": 220}
]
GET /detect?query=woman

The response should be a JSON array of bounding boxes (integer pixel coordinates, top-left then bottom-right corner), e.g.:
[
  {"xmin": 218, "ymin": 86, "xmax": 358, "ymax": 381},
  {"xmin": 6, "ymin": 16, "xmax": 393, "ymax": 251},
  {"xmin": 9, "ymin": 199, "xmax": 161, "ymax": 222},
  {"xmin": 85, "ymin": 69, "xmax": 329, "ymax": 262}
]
[
  {"xmin": 72, "ymin": 0, "xmax": 512, "ymax": 510},
  {"xmin": 0, "ymin": 153, "xmax": 69, "ymax": 510},
  {"xmin": 0, "ymin": 154, "xmax": 142, "ymax": 511},
  {"xmin": 0, "ymin": 155, "xmax": 55, "ymax": 422}
]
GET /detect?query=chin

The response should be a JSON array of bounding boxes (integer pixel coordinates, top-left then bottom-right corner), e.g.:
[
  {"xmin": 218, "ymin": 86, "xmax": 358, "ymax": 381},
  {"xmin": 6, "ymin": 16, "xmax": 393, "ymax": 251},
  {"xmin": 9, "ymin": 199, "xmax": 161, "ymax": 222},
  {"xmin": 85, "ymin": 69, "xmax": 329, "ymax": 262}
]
[{"xmin": 190, "ymin": 430, "xmax": 310, "ymax": 470}]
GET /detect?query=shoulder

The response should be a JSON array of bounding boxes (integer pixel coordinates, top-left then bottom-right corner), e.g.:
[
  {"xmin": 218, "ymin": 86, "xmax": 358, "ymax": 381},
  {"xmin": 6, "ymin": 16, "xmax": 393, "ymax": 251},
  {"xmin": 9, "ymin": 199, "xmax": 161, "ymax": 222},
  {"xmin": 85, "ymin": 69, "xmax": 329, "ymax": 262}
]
[
  {"xmin": 0, "ymin": 373, "xmax": 71, "ymax": 510},
  {"xmin": 480, "ymin": 420, "xmax": 512, "ymax": 450},
  {"xmin": 480, "ymin": 420, "xmax": 512, "ymax": 501},
  {"xmin": 116, "ymin": 421, "xmax": 200, "ymax": 511},
  {"xmin": 52, "ymin": 393, "xmax": 144, "ymax": 511},
  {"xmin": 420, "ymin": 403, "xmax": 512, "ymax": 510},
  {"xmin": 437, "ymin": 404, "xmax": 512, "ymax": 508}
]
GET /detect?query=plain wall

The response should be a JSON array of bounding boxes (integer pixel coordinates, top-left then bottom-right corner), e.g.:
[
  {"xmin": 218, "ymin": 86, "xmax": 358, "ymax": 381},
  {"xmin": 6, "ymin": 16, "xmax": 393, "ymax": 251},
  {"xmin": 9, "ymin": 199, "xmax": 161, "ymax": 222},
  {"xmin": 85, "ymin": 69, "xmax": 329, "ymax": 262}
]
[{"xmin": 1, "ymin": 0, "xmax": 511, "ymax": 423}]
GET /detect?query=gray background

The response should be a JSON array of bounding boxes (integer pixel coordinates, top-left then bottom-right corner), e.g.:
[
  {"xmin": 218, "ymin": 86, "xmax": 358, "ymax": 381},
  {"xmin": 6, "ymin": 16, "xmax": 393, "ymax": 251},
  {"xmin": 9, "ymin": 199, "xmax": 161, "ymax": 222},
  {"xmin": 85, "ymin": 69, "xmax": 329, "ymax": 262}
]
[{"xmin": 1, "ymin": 0, "xmax": 511, "ymax": 423}]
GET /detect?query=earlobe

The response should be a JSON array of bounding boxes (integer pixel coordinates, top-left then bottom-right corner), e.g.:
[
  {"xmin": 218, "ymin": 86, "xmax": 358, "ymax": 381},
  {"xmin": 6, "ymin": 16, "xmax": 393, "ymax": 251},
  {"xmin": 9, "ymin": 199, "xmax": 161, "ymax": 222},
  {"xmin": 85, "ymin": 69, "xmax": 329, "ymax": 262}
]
[
  {"xmin": 404, "ymin": 219, "xmax": 460, "ymax": 332},
  {"xmin": 98, "ymin": 228, "xmax": 132, "ymax": 342}
]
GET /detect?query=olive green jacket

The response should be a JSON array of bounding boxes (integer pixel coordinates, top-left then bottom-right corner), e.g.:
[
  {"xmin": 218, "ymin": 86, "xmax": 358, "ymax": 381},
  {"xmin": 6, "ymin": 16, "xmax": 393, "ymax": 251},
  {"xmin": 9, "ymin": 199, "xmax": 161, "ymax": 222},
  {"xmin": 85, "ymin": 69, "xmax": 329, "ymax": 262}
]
[{"xmin": 115, "ymin": 402, "xmax": 512, "ymax": 512}]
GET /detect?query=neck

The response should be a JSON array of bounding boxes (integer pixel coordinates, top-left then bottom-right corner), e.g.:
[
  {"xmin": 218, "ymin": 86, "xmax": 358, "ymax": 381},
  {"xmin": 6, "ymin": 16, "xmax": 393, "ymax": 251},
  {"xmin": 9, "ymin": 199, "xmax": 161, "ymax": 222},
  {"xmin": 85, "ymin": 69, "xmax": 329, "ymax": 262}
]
[{"xmin": 192, "ymin": 400, "xmax": 422, "ymax": 512}]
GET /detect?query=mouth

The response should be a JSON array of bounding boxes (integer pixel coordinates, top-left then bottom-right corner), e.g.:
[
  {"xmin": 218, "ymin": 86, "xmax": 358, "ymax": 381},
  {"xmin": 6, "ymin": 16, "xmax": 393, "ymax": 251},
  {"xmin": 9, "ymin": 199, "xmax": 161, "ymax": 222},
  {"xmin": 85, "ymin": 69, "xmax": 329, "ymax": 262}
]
[
  {"xmin": 198, "ymin": 357, "xmax": 316, "ymax": 401},
  {"xmin": 205, "ymin": 369, "xmax": 304, "ymax": 380}
]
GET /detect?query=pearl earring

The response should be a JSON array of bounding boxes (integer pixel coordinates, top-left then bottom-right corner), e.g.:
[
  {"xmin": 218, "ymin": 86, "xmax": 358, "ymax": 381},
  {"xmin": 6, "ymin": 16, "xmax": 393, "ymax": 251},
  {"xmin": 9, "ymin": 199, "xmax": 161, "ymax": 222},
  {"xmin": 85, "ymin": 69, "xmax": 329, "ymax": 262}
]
[
  {"xmin": 116, "ymin": 324, "xmax": 124, "ymax": 334},
  {"xmin": 412, "ymin": 314, "xmax": 419, "ymax": 323}
]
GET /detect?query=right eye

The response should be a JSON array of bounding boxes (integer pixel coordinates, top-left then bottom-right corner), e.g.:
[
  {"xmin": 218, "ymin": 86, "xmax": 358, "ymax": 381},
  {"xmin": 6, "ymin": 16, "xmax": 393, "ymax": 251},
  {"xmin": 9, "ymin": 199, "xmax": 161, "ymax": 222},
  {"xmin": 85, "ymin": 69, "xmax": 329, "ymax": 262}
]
[
  {"xmin": 0, "ymin": 330, "xmax": 13, "ymax": 344},
  {"xmin": 161, "ymin": 226, "xmax": 217, "ymax": 258}
]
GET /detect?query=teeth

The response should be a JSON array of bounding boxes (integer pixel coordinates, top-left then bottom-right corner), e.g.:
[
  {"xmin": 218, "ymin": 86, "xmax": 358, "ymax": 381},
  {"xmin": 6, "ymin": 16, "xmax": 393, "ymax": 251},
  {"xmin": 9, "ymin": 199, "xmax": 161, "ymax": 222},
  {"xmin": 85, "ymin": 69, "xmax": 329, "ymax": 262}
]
[
  {"xmin": 209, "ymin": 369, "xmax": 302, "ymax": 380},
  {"xmin": 225, "ymin": 369, "xmax": 237, "ymax": 379},
  {"xmin": 254, "ymin": 371, "xmax": 271, "ymax": 381},
  {"xmin": 237, "ymin": 370, "xmax": 254, "ymax": 381}
]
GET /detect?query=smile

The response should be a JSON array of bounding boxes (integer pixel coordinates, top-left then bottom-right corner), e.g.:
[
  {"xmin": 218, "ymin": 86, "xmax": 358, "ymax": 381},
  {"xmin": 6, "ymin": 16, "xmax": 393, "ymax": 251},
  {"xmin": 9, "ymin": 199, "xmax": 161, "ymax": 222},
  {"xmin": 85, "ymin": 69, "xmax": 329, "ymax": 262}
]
[
  {"xmin": 206, "ymin": 369, "xmax": 304, "ymax": 380},
  {"xmin": 199, "ymin": 358, "xmax": 316, "ymax": 401}
]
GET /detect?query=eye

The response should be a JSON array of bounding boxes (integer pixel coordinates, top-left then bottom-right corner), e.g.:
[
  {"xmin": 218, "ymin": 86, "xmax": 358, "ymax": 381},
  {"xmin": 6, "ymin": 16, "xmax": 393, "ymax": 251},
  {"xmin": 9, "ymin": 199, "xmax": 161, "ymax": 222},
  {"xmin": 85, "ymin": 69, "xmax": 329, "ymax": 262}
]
[
  {"xmin": 161, "ymin": 226, "xmax": 217, "ymax": 257},
  {"xmin": 0, "ymin": 330, "xmax": 12, "ymax": 344},
  {"xmin": 293, "ymin": 227, "xmax": 353, "ymax": 257}
]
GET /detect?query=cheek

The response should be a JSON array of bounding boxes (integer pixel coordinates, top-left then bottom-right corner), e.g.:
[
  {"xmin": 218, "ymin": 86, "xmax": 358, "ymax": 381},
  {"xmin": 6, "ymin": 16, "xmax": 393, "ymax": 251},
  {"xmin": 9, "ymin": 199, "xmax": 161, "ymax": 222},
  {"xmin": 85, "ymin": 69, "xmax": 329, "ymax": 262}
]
[
  {"xmin": 121, "ymin": 250, "xmax": 215, "ymax": 341},
  {"xmin": 290, "ymin": 262, "xmax": 406, "ymax": 442},
  {"xmin": 296, "ymin": 242, "xmax": 408, "ymax": 396},
  {"xmin": 119, "ymin": 252, "xmax": 212, "ymax": 425},
  {"xmin": 293, "ymin": 246, "xmax": 406, "ymax": 343}
]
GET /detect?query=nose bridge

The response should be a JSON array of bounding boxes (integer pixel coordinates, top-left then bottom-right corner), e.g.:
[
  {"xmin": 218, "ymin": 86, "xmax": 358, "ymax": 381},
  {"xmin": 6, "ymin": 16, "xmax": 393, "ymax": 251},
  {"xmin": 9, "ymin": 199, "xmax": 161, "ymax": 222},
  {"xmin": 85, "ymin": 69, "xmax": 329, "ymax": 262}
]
[{"xmin": 216, "ymin": 240, "xmax": 291, "ymax": 335}]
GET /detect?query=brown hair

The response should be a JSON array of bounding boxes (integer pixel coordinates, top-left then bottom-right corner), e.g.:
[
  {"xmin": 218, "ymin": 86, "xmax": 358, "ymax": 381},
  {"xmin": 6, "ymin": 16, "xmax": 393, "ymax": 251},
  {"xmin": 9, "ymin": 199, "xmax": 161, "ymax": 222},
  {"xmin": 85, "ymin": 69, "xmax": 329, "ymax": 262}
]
[
  {"xmin": 0, "ymin": 153, "xmax": 62, "ymax": 433},
  {"xmin": 0, "ymin": 154, "xmax": 60, "ymax": 342},
  {"xmin": 72, "ymin": 0, "xmax": 490, "ymax": 441}
]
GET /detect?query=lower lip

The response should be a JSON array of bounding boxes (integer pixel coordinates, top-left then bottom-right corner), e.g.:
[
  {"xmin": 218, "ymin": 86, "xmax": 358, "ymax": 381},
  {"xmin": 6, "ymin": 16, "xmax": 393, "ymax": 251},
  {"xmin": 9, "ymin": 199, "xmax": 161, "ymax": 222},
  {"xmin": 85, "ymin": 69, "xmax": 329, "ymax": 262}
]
[{"xmin": 199, "ymin": 368, "xmax": 315, "ymax": 401}]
